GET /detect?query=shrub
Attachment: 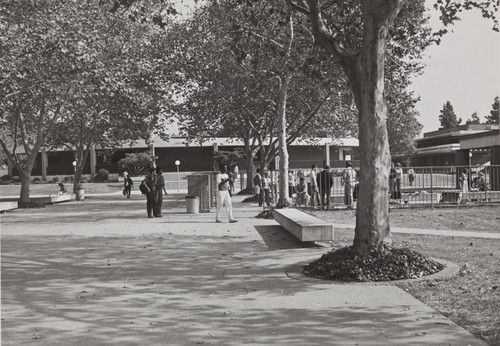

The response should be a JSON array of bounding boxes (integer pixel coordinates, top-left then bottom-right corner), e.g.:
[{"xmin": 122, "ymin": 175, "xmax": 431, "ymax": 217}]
[
  {"xmin": 63, "ymin": 176, "xmax": 74, "ymax": 183},
  {"xmin": 117, "ymin": 152, "xmax": 152, "ymax": 176},
  {"xmin": 0, "ymin": 174, "xmax": 12, "ymax": 185},
  {"xmin": 94, "ymin": 169, "xmax": 109, "ymax": 182},
  {"xmin": 80, "ymin": 177, "xmax": 88, "ymax": 183},
  {"xmin": 52, "ymin": 176, "xmax": 61, "ymax": 183},
  {"xmin": 32, "ymin": 177, "xmax": 41, "ymax": 184}
]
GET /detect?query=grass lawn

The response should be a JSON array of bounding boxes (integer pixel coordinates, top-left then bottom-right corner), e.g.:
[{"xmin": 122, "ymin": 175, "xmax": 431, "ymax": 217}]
[{"xmin": 312, "ymin": 206, "xmax": 500, "ymax": 345}]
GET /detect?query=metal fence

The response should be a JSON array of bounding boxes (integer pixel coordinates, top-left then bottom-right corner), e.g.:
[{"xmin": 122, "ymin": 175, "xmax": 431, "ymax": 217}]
[{"xmin": 248, "ymin": 165, "xmax": 500, "ymax": 209}]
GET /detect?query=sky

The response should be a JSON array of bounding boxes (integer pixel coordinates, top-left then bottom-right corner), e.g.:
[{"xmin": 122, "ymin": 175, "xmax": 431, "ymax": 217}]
[{"xmin": 410, "ymin": 5, "xmax": 500, "ymax": 134}]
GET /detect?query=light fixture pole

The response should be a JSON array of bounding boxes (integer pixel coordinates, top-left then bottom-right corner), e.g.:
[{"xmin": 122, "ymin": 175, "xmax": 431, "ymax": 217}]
[{"xmin": 175, "ymin": 160, "xmax": 181, "ymax": 191}]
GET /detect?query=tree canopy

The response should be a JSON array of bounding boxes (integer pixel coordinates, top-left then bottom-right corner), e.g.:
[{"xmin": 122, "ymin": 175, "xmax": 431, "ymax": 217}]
[{"xmin": 438, "ymin": 101, "xmax": 462, "ymax": 129}]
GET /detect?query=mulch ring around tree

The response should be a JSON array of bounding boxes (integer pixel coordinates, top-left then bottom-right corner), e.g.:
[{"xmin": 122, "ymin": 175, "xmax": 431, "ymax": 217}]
[{"xmin": 303, "ymin": 246, "xmax": 444, "ymax": 282}]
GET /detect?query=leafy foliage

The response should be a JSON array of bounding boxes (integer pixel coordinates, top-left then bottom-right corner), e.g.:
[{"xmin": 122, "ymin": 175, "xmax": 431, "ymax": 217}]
[
  {"xmin": 213, "ymin": 149, "xmax": 244, "ymax": 171},
  {"xmin": 303, "ymin": 246, "xmax": 444, "ymax": 282},
  {"xmin": 465, "ymin": 111, "xmax": 481, "ymax": 125},
  {"xmin": 117, "ymin": 152, "xmax": 153, "ymax": 176}
]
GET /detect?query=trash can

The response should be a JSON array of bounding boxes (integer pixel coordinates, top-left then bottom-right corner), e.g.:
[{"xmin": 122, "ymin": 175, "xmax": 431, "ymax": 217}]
[
  {"xmin": 75, "ymin": 188, "xmax": 85, "ymax": 201},
  {"xmin": 185, "ymin": 195, "xmax": 199, "ymax": 214}
]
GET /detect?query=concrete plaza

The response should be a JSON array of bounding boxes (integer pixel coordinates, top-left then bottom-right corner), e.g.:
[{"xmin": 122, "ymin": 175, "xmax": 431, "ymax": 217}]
[{"xmin": 0, "ymin": 192, "xmax": 488, "ymax": 345}]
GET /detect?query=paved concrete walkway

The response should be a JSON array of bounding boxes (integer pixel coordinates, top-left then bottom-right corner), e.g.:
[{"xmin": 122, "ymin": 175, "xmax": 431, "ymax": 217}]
[{"xmin": 0, "ymin": 194, "xmax": 491, "ymax": 345}]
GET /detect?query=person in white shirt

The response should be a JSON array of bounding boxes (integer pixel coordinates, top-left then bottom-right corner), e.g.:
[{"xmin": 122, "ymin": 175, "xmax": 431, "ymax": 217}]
[
  {"xmin": 342, "ymin": 162, "xmax": 357, "ymax": 208},
  {"xmin": 262, "ymin": 171, "xmax": 272, "ymax": 207},
  {"xmin": 215, "ymin": 165, "xmax": 238, "ymax": 223},
  {"xmin": 309, "ymin": 164, "xmax": 321, "ymax": 207}
]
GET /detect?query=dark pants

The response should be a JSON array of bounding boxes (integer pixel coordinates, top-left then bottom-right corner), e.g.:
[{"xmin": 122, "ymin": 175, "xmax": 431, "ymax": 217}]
[
  {"xmin": 319, "ymin": 188, "xmax": 331, "ymax": 208},
  {"xmin": 124, "ymin": 185, "xmax": 132, "ymax": 198},
  {"xmin": 146, "ymin": 191, "xmax": 155, "ymax": 216},
  {"xmin": 154, "ymin": 190, "xmax": 163, "ymax": 216},
  {"xmin": 263, "ymin": 188, "xmax": 270, "ymax": 206}
]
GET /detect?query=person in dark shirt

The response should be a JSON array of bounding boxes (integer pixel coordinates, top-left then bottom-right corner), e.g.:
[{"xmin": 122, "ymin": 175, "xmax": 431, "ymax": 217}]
[
  {"xmin": 154, "ymin": 166, "xmax": 167, "ymax": 217},
  {"xmin": 317, "ymin": 165, "xmax": 333, "ymax": 209},
  {"xmin": 141, "ymin": 167, "xmax": 157, "ymax": 218}
]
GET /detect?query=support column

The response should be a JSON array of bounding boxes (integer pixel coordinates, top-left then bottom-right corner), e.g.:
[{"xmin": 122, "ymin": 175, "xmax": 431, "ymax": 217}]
[
  {"xmin": 490, "ymin": 145, "xmax": 500, "ymax": 191},
  {"xmin": 41, "ymin": 149, "xmax": 48, "ymax": 181},
  {"xmin": 324, "ymin": 143, "xmax": 330, "ymax": 167},
  {"xmin": 90, "ymin": 145, "xmax": 96, "ymax": 179}
]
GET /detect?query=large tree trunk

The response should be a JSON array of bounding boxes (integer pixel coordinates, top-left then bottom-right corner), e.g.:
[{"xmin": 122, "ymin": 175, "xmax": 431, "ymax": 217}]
[
  {"xmin": 19, "ymin": 172, "xmax": 31, "ymax": 205},
  {"xmin": 350, "ymin": 1, "xmax": 405, "ymax": 256},
  {"xmin": 243, "ymin": 135, "xmax": 255, "ymax": 190},
  {"xmin": 277, "ymin": 73, "xmax": 291, "ymax": 206}
]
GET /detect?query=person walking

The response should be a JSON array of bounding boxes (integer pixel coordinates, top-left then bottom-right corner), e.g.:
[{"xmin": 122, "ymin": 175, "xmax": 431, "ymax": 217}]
[
  {"xmin": 123, "ymin": 171, "xmax": 133, "ymax": 199},
  {"xmin": 317, "ymin": 165, "xmax": 333, "ymax": 209},
  {"xmin": 154, "ymin": 166, "xmax": 167, "ymax": 217},
  {"xmin": 141, "ymin": 167, "xmax": 157, "ymax": 218},
  {"xmin": 215, "ymin": 165, "xmax": 238, "ymax": 223},
  {"xmin": 342, "ymin": 162, "xmax": 357, "ymax": 209}
]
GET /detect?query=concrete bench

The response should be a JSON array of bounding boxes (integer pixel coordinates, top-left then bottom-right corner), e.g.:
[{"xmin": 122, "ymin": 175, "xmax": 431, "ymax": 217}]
[{"xmin": 273, "ymin": 208, "xmax": 334, "ymax": 242}]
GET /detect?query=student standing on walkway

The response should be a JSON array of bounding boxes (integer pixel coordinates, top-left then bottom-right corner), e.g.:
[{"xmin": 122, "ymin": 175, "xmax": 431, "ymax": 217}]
[
  {"xmin": 253, "ymin": 168, "xmax": 263, "ymax": 206},
  {"xmin": 154, "ymin": 166, "xmax": 167, "ymax": 217},
  {"xmin": 216, "ymin": 165, "xmax": 238, "ymax": 223},
  {"xmin": 141, "ymin": 167, "xmax": 157, "ymax": 218},
  {"xmin": 342, "ymin": 162, "xmax": 357, "ymax": 209},
  {"xmin": 309, "ymin": 164, "xmax": 321, "ymax": 207},
  {"xmin": 262, "ymin": 171, "xmax": 272, "ymax": 207},
  {"xmin": 317, "ymin": 165, "xmax": 333, "ymax": 209}
]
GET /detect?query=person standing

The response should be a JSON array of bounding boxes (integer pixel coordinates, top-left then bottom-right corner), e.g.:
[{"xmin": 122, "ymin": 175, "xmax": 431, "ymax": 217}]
[
  {"xmin": 154, "ymin": 166, "xmax": 167, "ymax": 217},
  {"xmin": 270, "ymin": 170, "xmax": 279, "ymax": 204},
  {"xmin": 342, "ymin": 162, "xmax": 357, "ymax": 209},
  {"xmin": 457, "ymin": 168, "xmax": 469, "ymax": 204},
  {"xmin": 141, "ymin": 167, "xmax": 157, "ymax": 218},
  {"xmin": 407, "ymin": 167, "xmax": 415, "ymax": 187},
  {"xmin": 253, "ymin": 168, "xmax": 263, "ymax": 206},
  {"xmin": 262, "ymin": 171, "xmax": 272, "ymax": 207},
  {"xmin": 389, "ymin": 162, "xmax": 396, "ymax": 199},
  {"xmin": 317, "ymin": 165, "xmax": 333, "ymax": 209},
  {"xmin": 308, "ymin": 164, "xmax": 321, "ymax": 207},
  {"xmin": 288, "ymin": 170, "xmax": 295, "ymax": 198},
  {"xmin": 394, "ymin": 163, "xmax": 403, "ymax": 202},
  {"xmin": 216, "ymin": 165, "xmax": 238, "ymax": 223}
]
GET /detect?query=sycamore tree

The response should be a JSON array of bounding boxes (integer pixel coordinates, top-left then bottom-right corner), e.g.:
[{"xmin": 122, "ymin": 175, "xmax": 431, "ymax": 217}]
[
  {"xmin": 0, "ymin": 0, "xmax": 170, "ymax": 201},
  {"xmin": 169, "ymin": 3, "xmax": 355, "ymax": 195},
  {"xmin": 277, "ymin": 0, "xmax": 498, "ymax": 256},
  {"xmin": 47, "ymin": 2, "xmax": 166, "ymax": 193},
  {"xmin": 0, "ymin": 0, "xmax": 79, "ymax": 203}
]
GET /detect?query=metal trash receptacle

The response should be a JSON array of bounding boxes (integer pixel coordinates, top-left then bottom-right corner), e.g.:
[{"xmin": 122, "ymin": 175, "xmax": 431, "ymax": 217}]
[{"xmin": 185, "ymin": 196, "xmax": 199, "ymax": 214}]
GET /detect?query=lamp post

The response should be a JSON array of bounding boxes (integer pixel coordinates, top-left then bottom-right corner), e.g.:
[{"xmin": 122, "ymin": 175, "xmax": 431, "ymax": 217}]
[
  {"xmin": 175, "ymin": 160, "xmax": 180, "ymax": 192},
  {"xmin": 72, "ymin": 160, "xmax": 76, "ymax": 174}
]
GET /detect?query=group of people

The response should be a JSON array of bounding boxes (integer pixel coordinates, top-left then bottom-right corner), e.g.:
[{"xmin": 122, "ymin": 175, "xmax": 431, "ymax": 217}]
[
  {"xmin": 253, "ymin": 162, "xmax": 358, "ymax": 209},
  {"xmin": 139, "ymin": 166, "xmax": 167, "ymax": 218}
]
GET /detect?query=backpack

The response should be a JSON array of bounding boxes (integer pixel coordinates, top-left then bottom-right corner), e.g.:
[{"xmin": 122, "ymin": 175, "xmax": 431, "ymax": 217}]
[
  {"xmin": 139, "ymin": 183, "xmax": 149, "ymax": 195},
  {"xmin": 253, "ymin": 173, "xmax": 261, "ymax": 186}
]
